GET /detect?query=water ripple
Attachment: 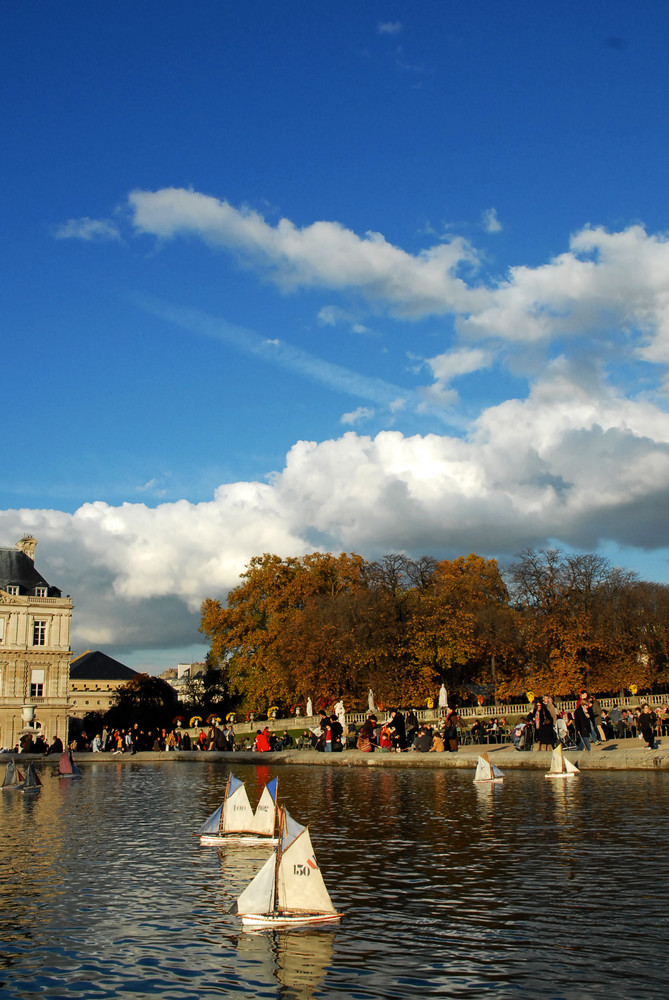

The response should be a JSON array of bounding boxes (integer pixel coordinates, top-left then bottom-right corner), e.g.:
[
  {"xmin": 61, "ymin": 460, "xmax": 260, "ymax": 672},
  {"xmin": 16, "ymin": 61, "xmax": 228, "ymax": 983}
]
[{"xmin": 1, "ymin": 763, "xmax": 668, "ymax": 998}]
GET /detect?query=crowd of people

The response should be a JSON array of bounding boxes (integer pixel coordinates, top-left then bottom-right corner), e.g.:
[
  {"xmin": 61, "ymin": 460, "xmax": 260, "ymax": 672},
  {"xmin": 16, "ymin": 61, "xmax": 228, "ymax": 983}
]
[
  {"xmin": 349, "ymin": 707, "xmax": 464, "ymax": 753},
  {"xmin": 11, "ymin": 694, "xmax": 667, "ymax": 757},
  {"xmin": 509, "ymin": 692, "xmax": 667, "ymax": 752}
]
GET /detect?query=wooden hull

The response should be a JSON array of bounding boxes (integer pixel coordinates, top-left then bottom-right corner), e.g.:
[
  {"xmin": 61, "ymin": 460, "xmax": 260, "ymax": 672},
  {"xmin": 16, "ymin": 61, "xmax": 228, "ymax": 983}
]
[
  {"xmin": 240, "ymin": 911, "xmax": 341, "ymax": 928},
  {"xmin": 545, "ymin": 772, "xmax": 577, "ymax": 779},
  {"xmin": 200, "ymin": 834, "xmax": 279, "ymax": 846},
  {"xmin": 474, "ymin": 777, "xmax": 504, "ymax": 783}
]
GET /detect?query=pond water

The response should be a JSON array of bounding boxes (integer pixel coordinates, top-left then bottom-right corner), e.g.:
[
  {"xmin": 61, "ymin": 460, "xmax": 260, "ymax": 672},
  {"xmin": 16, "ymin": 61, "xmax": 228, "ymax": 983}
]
[{"xmin": 1, "ymin": 759, "xmax": 667, "ymax": 999}]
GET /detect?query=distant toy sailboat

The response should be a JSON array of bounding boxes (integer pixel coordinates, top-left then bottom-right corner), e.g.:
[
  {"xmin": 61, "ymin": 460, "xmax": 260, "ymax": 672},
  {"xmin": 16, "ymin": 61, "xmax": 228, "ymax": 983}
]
[
  {"xmin": 231, "ymin": 807, "xmax": 341, "ymax": 927},
  {"xmin": 473, "ymin": 753, "xmax": 505, "ymax": 783},
  {"xmin": 21, "ymin": 761, "xmax": 42, "ymax": 792},
  {"xmin": 1, "ymin": 760, "xmax": 25, "ymax": 791},
  {"xmin": 199, "ymin": 775, "xmax": 279, "ymax": 845},
  {"xmin": 58, "ymin": 750, "xmax": 82, "ymax": 778},
  {"xmin": 545, "ymin": 743, "xmax": 580, "ymax": 779}
]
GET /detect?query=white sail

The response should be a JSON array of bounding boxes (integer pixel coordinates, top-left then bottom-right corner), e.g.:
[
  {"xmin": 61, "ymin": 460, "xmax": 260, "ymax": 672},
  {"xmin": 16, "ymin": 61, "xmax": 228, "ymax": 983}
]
[
  {"xmin": 545, "ymin": 743, "xmax": 580, "ymax": 778},
  {"xmin": 233, "ymin": 808, "xmax": 340, "ymax": 925},
  {"xmin": 1, "ymin": 761, "xmax": 24, "ymax": 789},
  {"xmin": 251, "ymin": 778, "xmax": 278, "ymax": 836},
  {"xmin": 277, "ymin": 826, "xmax": 338, "ymax": 916},
  {"xmin": 474, "ymin": 753, "xmax": 505, "ymax": 783},
  {"xmin": 222, "ymin": 777, "xmax": 256, "ymax": 833},
  {"xmin": 235, "ymin": 853, "xmax": 277, "ymax": 915}
]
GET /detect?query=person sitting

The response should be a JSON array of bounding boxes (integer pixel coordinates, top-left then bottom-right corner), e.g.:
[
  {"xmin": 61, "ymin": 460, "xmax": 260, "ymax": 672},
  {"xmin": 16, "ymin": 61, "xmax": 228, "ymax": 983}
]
[
  {"xmin": 429, "ymin": 729, "xmax": 445, "ymax": 752},
  {"xmin": 484, "ymin": 718, "xmax": 499, "ymax": 743},
  {"xmin": 378, "ymin": 725, "xmax": 392, "ymax": 751},
  {"xmin": 412, "ymin": 725, "xmax": 433, "ymax": 752},
  {"xmin": 619, "ymin": 709, "xmax": 634, "ymax": 737},
  {"xmin": 357, "ymin": 714, "xmax": 377, "ymax": 752},
  {"xmin": 471, "ymin": 720, "xmax": 486, "ymax": 744},
  {"xmin": 281, "ymin": 730, "xmax": 294, "ymax": 749},
  {"xmin": 511, "ymin": 721, "xmax": 526, "ymax": 749},
  {"xmin": 254, "ymin": 729, "xmax": 271, "ymax": 752},
  {"xmin": 345, "ymin": 723, "xmax": 358, "ymax": 749}
]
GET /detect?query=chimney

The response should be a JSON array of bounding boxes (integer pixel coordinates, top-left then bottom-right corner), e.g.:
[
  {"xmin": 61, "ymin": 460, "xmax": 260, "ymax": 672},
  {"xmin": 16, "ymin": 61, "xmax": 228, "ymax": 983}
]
[{"xmin": 16, "ymin": 535, "xmax": 37, "ymax": 561}]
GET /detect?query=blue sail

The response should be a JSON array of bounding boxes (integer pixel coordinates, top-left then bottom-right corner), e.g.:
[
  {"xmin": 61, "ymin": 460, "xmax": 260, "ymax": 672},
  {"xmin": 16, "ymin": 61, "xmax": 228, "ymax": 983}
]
[{"xmin": 198, "ymin": 803, "xmax": 223, "ymax": 835}]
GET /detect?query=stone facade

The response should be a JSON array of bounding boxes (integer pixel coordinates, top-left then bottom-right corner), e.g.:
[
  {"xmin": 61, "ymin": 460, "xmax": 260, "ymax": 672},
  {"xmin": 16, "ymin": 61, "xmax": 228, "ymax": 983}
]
[
  {"xmin": 69, "ymin": 650, "xmax": 138, "ymax": 723},
  {"xmin": 0, "ymin": 536, "xmax": 72, "ymax": 749}
]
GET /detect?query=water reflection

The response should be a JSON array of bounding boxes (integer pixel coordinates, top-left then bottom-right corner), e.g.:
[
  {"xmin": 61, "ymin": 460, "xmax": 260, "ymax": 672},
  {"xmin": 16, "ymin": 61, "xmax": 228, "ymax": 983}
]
[
  {"xmin": 232, "ymin": 928, "xmax": 334, "ymax": 1000},
  {"xmin": 1, "ymin": 761, "xmax": 668, "ymax": 999}
]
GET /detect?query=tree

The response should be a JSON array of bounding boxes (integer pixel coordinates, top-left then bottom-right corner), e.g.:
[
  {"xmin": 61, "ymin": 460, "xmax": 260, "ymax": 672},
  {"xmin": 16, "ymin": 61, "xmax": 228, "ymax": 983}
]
[{"xmin": 106, "ymin": 673, "xmax": 178, "ymax": 729}]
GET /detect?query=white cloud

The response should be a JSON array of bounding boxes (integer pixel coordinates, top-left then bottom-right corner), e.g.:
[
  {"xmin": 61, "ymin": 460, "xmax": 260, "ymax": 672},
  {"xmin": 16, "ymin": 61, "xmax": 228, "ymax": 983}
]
[
  {"xmin": 482, "ymin": 207, "xmax": 502, "ymax": 233},
  {"xmin": 341, "ymin": 406, "xmax": 375, "ymax": 425},
  {"xmin": 53, "ymin": 217, "xmax": 121, "ymax": 242},
  {"xmin": 6, "ymin": 368, "xmax": 669, "ymax": 662},
  {"xmin": 126, "ymin": 187, "xmax": 485, "ymax": 319},
  {"xmin": 58, "ymin": 192, "xmax": 669, "ymax": 373},
  {"xmin": 428, "ymin": 346, "xmax": 494, "ymax": 382},
  {"xmin": 378, "ymin": 21, "xmax": 402, "ymax": 35}
]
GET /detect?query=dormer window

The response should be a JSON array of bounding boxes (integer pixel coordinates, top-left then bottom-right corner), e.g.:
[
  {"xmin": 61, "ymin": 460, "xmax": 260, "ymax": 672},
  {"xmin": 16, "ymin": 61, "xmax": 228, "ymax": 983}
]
[
  {"xmin": 34, "ymin": 587, "xmax": 48, "ymax": 597},
  {"xmin": 6, "ymin": 586, "xmax": 19, "ymax": 595}
]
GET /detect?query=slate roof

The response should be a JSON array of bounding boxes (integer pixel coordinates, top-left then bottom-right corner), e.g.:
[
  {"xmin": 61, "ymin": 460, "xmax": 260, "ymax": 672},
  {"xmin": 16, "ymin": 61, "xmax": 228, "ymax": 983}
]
[
  {"xmin": 69, "ymin": 650, "xmax": 139, "ymax": 681},
  {"xmin": 0, "ymin": 545, "xmax": 61, "ymax": 597}
]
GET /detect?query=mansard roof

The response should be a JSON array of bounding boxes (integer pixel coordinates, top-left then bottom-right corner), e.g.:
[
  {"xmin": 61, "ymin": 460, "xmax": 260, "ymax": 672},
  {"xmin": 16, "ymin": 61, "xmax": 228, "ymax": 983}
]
[
  {"xmin": 70, "ymin": 650, "xmax": 139, "ymax": 681},
  {"xmin": 0, "ymin": 543, "xmax": 61, "ymax": 597}
]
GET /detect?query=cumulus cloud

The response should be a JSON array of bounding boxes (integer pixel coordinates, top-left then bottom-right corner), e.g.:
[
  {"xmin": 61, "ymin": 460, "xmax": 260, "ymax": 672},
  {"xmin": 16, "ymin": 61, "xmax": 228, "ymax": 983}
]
[
  {"xmin": 43, "ymin": 190, "xmax": 669, "ymax": 667},
  {"xmin": 5, "ymin": 364, "xmax": 669, "ymax": 664}
]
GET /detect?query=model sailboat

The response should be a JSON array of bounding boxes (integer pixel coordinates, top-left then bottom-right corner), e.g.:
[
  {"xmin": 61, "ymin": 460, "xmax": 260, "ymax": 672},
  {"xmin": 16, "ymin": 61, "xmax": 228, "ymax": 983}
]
[
  {"xmin": 231, "ymin": 807, "xmax": 341, "ymax": 927},
  {"xmin": 1, "ymin": 760, "xmax": 25, "ymax": 790},
  {"xmin": 199, "ymin": 775, "xmax": 279, "ymax": 845},
  {"xmin": 21, "ymin": 761, "xmax": 42, "ymax": 792},
  {"xmin": 58, "ymin": 750, "xmax": 83, "ymax": 778},
  {"xmin": 473, "ymin": 753, "xmax": 505, "ymax": 783},
  {"xmin": 545, "ymin": 743, "xmax": 580, "ymax": 779}
]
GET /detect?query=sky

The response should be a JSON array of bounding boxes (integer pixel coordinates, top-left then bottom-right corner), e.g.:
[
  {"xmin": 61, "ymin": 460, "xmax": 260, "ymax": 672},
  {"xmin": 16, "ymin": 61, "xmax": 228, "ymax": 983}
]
[{"xmin": 4, "ymin": 0, "xmax": 669, "ymax": 672}]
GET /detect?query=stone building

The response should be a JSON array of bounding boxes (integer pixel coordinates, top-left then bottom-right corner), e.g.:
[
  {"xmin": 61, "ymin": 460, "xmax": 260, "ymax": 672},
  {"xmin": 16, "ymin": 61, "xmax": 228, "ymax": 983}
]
[
  {"xmin": 0, "ymin": 536, "xmax": 72, "ymax": 749},
  {"xmin": 69, "ymin": 649, "xmax": 138, "ymax": 721}
]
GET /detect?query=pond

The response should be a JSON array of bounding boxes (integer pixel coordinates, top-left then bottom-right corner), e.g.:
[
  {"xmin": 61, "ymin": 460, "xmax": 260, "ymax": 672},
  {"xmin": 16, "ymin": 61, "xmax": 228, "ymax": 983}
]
[{"xmin": 1, "ymin": 759, "xmax": 667, "ymax": 999}]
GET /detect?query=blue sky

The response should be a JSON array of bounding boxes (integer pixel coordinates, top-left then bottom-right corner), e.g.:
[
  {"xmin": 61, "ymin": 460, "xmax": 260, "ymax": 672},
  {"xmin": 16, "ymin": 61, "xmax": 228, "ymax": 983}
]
[{"xmin": 4, "ymin": 0, "xmax": 669, "ymax": 671}]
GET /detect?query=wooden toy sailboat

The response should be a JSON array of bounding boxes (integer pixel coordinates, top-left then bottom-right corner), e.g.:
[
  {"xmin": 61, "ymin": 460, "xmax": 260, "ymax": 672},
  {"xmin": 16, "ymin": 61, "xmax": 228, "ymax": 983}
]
[
  {"xmin": 1, "ymin": 760, "xmax": 25, "ymax": 791},
  {"xmin": 473, "ymin": 753, "xmax": 505, "ymax": 783},
  {"xmin": 199, "ymin": 775, "xmax": 279, "ymax": 845},
  {"xmin": 21, "ymin": 761, "xmax": 42, "ymax": 792},
  {"xmin": 231, "ymin": 807, "xmax": 341, "ymax": 927},
  {"xmin": 545, "ymin": 743, "xmax": 580, "ymax": 779},
  {"xmin": 58, "ymin": 750, "xmax": 82, "ymax": 778}
]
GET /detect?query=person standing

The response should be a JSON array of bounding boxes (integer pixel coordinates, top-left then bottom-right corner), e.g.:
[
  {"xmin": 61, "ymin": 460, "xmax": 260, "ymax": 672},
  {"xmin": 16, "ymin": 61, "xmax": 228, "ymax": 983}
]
[
  {"xmin": 388, "ymin": 709, "xmax": 406, "ymax": 751},
  {"xmin": 532, "ymin": 697, "xmax": 555, "ymax": 751},
  {"xmin": 590, "ymin": 694, "xmax": 606, "ymax": 743},
  {"xmin": 574, "ymin": 700, "xmax": 595, "ymax": 751},
  {"xmin": 638, "ymin": 703, "xmax": 659, "ymax": 750}
]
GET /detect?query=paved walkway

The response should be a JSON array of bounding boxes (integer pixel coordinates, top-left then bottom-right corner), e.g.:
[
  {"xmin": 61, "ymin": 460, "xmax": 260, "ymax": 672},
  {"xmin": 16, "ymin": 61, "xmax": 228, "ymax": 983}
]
[{"xmin": 6, "ymin": 738, "xmax": 667, "ymax": 770}]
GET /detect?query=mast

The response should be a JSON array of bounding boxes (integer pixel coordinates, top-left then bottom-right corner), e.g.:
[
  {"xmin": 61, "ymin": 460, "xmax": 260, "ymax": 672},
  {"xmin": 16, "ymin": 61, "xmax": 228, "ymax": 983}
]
[
  {"xmin": 273, "ymin": 806, "xmax": 286, "ymax": 915},
  {"xmin": 218, "ymin": 773, "xmax": 232, "ymax": 835}
]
